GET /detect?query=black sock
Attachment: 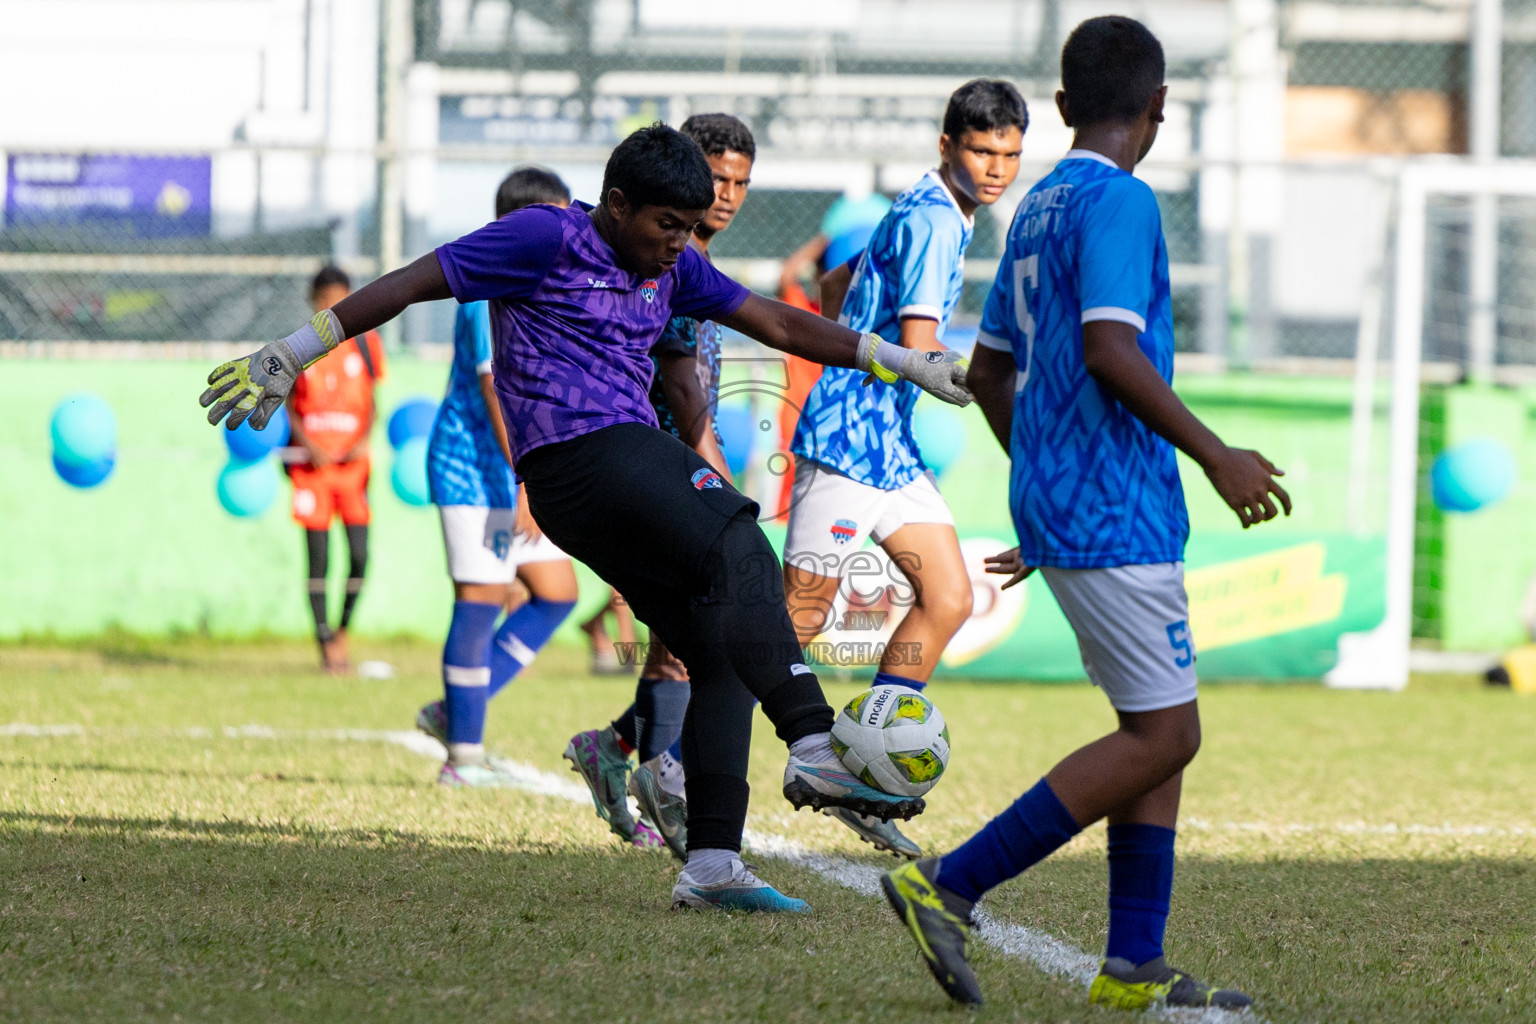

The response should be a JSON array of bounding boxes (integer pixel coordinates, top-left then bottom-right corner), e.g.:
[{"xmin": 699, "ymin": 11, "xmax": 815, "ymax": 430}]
[
  {"xmin": 305, "ymin": 529, "xmax": 332, "ymax": 641},
  {"xmin": 340, "ymin": 524, "xmax": 368, "ymax": 629}
]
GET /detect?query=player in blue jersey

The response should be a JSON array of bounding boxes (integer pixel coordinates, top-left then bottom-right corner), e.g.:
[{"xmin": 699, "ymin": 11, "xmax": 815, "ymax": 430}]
[
  {"xmin": 564, "ymin": 114, "xmax": 754, "ymax": 862},
  {"xmin": 881, "ymin": 18, "xmax": 1288, "ymax": 1008},
  {"xmin": 204, "ymin": 125, "xmax": 973, "ymax": 914},
  {"xmin": 414, "ymin": 167, "xmax": 583, "ymax": 789},
  {"xmin": 783, "ymin": 80, "xmax": 1027, "ymax": 858}
]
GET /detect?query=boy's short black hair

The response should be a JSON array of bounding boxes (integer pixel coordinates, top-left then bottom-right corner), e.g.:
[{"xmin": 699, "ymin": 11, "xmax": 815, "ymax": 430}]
[
  {"xmin": 1060, "ymin": 16, "xmax": 1166, "ymax": 126},
  {"xmin": 310, "ymin": 264, "xmax": 350, "ymax": 297},
  {"xmin": 679, "ymin": 112, "xmax": 756, "ymax": 162},
  {"xmin": 495, "ymin": 165, "xmax": 571, "ymax": 218},
  {"xmin": 943, "ymin": 79, "xmax": 1029, "ymax": 140},
  {"xmin": 601, "ymin": 123, "xmax": 715, "ymax": 213}
]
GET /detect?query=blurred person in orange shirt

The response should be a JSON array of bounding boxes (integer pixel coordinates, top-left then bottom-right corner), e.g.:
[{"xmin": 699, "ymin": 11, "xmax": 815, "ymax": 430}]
[{"xmin": 285, "ymin": 265, "xmax": 386, "ymax": 673}]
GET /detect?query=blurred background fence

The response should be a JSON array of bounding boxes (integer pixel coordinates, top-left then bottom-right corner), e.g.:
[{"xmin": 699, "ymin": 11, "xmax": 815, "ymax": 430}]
[{"xmin": 2, "ymin": 0, "xmax": 1535, "ymax": 372}]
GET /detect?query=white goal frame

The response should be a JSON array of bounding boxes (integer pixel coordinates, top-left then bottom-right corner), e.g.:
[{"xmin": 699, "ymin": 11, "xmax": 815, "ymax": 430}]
[{"xmin": 1326, "ymin": 161, "xmax": 1536, "ymax": 690}]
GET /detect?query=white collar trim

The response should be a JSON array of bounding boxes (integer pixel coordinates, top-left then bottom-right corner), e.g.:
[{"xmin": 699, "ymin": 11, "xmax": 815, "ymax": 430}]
[
  {"xmin": 925, "ymin": 168, "xmax": 975, "ymax": 227},
  {"xmin": 1063, "ymin": 149, "xmax": 1123, "ymax": 170}
]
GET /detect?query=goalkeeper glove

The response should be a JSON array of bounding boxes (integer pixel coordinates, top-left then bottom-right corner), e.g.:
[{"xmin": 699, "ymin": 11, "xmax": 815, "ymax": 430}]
[
  {"xmin": 200, "ymin": 309, "xmax": 344, "ymax": 430},
  {"xmin": 855, "ymin": 333, "xmax": 973, "ymax": 407}
]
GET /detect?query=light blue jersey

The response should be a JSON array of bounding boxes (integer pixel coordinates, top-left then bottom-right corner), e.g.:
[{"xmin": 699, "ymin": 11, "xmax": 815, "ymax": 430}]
[
  {"xmin": 978, "ymin": 151, "xmax": 1188, "ymax": 568},
  {"xmin": 791, "ymin": 171, "xmax": 972, "ymax": 489},
  {"xmin": 427, "ymin": 301, "xmax": 517, "ymax": 508}
]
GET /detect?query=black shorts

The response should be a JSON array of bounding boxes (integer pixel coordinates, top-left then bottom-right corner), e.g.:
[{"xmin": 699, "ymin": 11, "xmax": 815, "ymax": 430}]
[{"xmin": 518, "ymin": 422, "xmax": 756, "ymax": 610}]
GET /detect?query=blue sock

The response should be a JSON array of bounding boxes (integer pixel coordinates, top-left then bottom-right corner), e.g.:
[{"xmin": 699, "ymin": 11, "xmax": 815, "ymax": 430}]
[
  {"xmin": 1105, "ymin": 823, "xmax": 1176, "ymax": 966},
  {"xmin": 873, "ymin": 669, "xmax": 925, "ymax": 693},
  {"xmin": 633, "ymin": 676, "xmax": 691, "ymax": 762},
  {"xmin": 936, "ymin": 778, "xmax": 1081, "ymax": 902},
  {"xmin": 488, "ymin": 598, "xmax": 575, "ymax": 698},
  {"xmin": 667, "ymin": 736, "xmax": 683, "ymax": 762},
  {"xmin": 443, "ymin": 601, "xmax": 501, "ymax": 746}
]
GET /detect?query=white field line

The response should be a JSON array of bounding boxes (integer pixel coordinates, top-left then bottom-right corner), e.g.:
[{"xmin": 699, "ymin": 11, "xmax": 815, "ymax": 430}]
[{"xmin": 5, "ymin": 721, "xmax": 1263, "ymax": 1021}]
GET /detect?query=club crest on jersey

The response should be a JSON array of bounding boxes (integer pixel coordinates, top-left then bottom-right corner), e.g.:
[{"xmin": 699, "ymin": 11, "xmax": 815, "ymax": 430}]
[
  {"xmin": 691, "ymin": 467, "xmax": 723, "ymax": 490},
  {"xmin": 640, "ymin": 279, "xmax": 659, "ymax": 303},
  {"xmin": 830, "ymin": 519, "xmax": 858, "ymax": 544}
]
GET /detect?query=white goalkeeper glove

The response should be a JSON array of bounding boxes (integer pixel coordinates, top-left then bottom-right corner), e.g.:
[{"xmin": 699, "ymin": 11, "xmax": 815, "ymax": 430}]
[
  {"xmin": 855, "ymin": 332, "xmax": 973, "ymax": 407},
  {"xmin": 200, "ymin": 309, "xmax": 344, "ymax": 430}
]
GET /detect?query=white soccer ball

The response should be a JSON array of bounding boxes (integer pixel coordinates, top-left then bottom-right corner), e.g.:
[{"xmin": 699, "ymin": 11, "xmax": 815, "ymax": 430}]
[{"xmin": 830, "ymin": 684, "xmax": 950, "ymax": 798}]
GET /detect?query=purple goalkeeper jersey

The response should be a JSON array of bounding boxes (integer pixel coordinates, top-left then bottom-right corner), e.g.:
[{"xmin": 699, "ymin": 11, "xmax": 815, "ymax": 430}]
[{"xmin": 435, "ymin": 202, "xmax": 750, "ymax": 465}]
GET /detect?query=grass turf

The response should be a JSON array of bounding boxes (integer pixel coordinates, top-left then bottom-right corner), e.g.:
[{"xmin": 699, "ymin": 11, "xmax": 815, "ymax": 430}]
[{"xmin": 2, "ymin": 637, "xmax": 1534, "ymax": 1022}]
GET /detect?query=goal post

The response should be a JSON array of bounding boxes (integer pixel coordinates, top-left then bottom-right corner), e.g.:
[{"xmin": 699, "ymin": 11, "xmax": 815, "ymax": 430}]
[{"xmin": 1325, "ymin": 161, "xmax": 1536, "ymax": 690}]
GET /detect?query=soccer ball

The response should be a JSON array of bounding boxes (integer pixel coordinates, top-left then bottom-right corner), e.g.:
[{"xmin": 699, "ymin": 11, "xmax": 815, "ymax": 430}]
[{"xmin": 830, "ymin": 685, "xmax": 950, "ymax": 798}]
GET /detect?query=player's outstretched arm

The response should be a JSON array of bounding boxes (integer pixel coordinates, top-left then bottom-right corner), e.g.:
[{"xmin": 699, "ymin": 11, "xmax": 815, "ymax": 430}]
[
  {"xmin": 718, "ymin": 293, "xmax": 972, "ymax": 407},
  {"xmin": 817, "ymin": 261, "xmax": 853, "ymax": 322},
  {"xmin": 1082, "ymin": 320, "xmax": 1291, "ymax": 528},
  {"xmin": 966, "ymin": 345, "xmax": 1016, "ymax": 452},
  {"xmin": 201, "ymin": 254, "xmax": 452, "ymax": 430}
]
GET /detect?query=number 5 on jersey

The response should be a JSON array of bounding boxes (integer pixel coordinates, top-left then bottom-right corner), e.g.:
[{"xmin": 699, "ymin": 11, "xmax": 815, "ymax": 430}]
[{"xmin": 1012, "ymin": 253, "xmax": 1039, "ymax": 392}]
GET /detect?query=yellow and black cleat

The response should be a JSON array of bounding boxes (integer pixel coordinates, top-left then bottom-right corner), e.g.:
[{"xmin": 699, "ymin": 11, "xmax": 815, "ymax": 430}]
[
  {"xmin": 880, "ymin": 858, "xmax": 983, "ymax": 1005},
  {"xmin": 1088, "ymin": 956, "xmax": 1253, "ymax": 1011}
]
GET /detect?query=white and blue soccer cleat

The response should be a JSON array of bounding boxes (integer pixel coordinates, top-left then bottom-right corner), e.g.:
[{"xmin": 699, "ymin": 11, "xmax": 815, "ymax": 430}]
[
  {"xmin": 783, "ymin": 751, "xmax": 926, "ymax": 822},
  {"xmin": 436, "ymin": 762, "xmax": 506, "ymax": 788},
  {"xmin": 670, "ymin": 859, "xmax": 810, "ymax": 913}
]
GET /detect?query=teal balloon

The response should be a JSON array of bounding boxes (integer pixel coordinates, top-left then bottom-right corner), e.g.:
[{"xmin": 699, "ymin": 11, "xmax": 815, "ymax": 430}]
[
  {"xmin": 820, "ymin": 193, "xmax": 892, "ymax": 241},
  {"xmin": 391, "ymin": 436, "xmax": 431, "ymax": 506},
  {"xmin": 913, "ymin": 405, "xmax": 966, "ymax": 476},
  {"xmin": 53, "ymin": 450, "xmax": 115, "ymax": 489},
  {"xmin": 51, "ymin": 392, "xmax": 117, "ymax": 467},
  {"xmin": 716, "ymin": 405, "xmax": 753, "ymax": 476},
  {"xmin": 1432, "ymin": 438, "xmax": 1516, "ymax": 513},
  {"xmin": 225, "ymin": 404, "xmax": 290, "ymax": 463},
  {"xmin": 217, "ymin": 458, "xmax": 277, "ymax": 518}
]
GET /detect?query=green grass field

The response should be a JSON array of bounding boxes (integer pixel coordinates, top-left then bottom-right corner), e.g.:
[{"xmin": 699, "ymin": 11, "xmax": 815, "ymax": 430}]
[{"xmin": 4, "ymin": 636, "xmax": 1535, "ymax": 1023}]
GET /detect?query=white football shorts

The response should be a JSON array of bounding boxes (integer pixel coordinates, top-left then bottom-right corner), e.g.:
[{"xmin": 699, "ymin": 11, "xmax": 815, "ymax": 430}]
[
  {"xmin": 783, "ymin": 459, "xmax": 955, "ymax": 574},
  {"xmin": 439, "ymin": 504, "xmax": 566, "ymax": 584},
  {"xmin": 1040, "ymin": 561, "xmax": 1198, "ymax": 713}
]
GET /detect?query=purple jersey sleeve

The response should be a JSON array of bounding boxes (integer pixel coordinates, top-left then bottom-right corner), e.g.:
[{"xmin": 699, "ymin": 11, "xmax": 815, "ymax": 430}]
[
  {"xmin": 669, "ymin": 245, "xmax": 750, "ymax": 322},
  {"xmin": 435, "ymin": 204, "xmax": 565, "ymax": 303}
]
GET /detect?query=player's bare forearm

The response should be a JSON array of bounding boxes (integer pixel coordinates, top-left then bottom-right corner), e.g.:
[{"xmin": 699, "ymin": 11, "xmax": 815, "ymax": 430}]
[
  {"xmin": 779, "ymin": 234, "xmax": 829, "ymax": 294},
  {"xmin": 695, "ymin": 425, "xmax": 732, "ymax": 483},
  {"xmin": 818, "ymin": 263, "xmax": 852, "ymax": 322},
  {"xmin": 897, "ymin": 316, "xmax": 944, "ymax": 353},
  {"xmin": 656, "ymin": 351, "xmax": 725, "ymax": 474},
  {"xmin": 718, "ymin": 293, "xmax": 862, "ymax": 368},
  {"xmin": 478, "ymin": 372, "xmax": 515, "ymax": 468},
  {"xmin": 1082, "ymin": 320, "xmax": 1292, "ymax": 526},
  {"xmin": 967, "ymin": 345, "xmax": 1016, "ymax": 452},
  {"xmin": 329, "ymin": 253, "xmax": 453, "ymax": 340}
]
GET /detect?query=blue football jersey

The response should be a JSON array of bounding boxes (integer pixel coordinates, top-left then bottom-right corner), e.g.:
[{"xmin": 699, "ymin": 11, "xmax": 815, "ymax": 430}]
[
  {"xmin": 978, "ymin": 151, "xmax": 1188, "ymax": 568},
  {"xmin": 427, "ymin": 301, "xmax": 517, "ymax": 508},
  {"xmin": 791, "ymin": 171, "xmax": 972, "ymax": 489}
]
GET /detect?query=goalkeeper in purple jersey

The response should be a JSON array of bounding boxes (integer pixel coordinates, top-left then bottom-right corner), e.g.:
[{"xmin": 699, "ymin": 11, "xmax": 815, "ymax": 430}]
[
  {"xmin": 202, "ymin": 124, "xmax": 973, "ymax": 914},
  {"xmin": 564, "ymin": 114, "xmax": 755, "ymax": 864}
]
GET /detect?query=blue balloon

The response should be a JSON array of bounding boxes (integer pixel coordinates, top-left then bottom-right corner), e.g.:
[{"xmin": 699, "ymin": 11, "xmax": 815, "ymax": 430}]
[
  {"xmin": 391, "ymin": 436, "xmax": 431, "ymax": 506},
  {"xmin": 913, "ymin": 405, "xmax": 967, "ymax": 476},
  {"xmin": 388, "ymin": 398, "xmax": 439, "ymax": 450},
  {"xmin": 51, "ymin": 392, "xmax": 117, "ymax": 467},
  {"xmin": 1432, "ymin": 438, "xmax": 1516, "ymax": 513},
  {"xmin": 825, "ymin": 224, "xmax": 877, "ymax": 271},
  {"xmin": 53, "ymin": 450, "xmax": 115, "ymax": 489},
  {"xmin": 217, "ymin": 458, "xmax": 278, "ymax": 518},
  {"xmin": 224, "ymin": 405, "xmax": 290, "ymax": 464},
  {"xmin": 716, "ymin": 405, "xmax": 754, "ymax": 477}
]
